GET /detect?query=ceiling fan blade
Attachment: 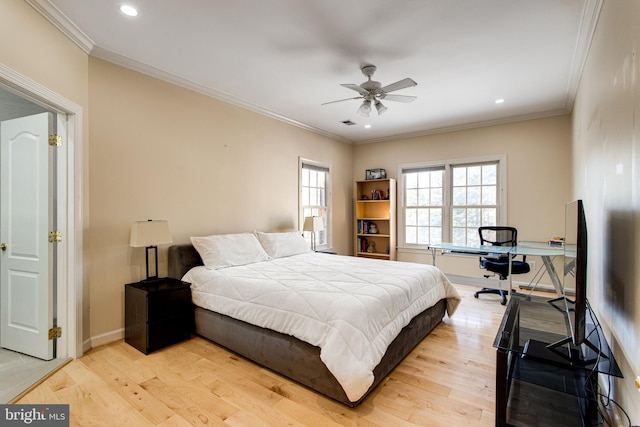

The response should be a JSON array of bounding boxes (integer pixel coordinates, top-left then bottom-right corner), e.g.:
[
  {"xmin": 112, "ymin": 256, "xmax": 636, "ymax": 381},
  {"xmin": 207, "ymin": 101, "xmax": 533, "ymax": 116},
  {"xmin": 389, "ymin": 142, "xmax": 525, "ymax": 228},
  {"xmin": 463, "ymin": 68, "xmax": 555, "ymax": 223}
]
[
  {"xmin": 321, "ymin": 96, "xmax": 363, "ymax": 105},
  {"xmin": 381, "ymin": 78, "xmax": 417, "ymax": 93},
  {"xmin": 382, "ymin": 94, "xmax": 417, "ymax": 103},
  {"xmin": 340, "ymin": 83, "xmax": 370, "ymax": 96}
]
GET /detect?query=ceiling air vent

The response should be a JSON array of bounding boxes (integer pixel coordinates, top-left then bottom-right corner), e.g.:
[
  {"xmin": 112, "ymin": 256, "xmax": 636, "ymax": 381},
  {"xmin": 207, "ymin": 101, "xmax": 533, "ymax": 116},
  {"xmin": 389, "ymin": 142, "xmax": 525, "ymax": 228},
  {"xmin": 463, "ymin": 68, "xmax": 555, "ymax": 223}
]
[{"xmin": 341, "ymin": 120, "xmax": 356, "ymax": 126}]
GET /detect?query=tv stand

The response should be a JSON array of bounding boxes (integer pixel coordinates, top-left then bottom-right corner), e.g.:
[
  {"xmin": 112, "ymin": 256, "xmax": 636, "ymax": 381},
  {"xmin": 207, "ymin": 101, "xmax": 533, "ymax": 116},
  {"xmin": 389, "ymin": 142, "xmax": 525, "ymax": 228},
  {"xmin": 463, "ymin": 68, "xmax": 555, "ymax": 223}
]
[
  {"xmin": 536, "ymin": 296, "xmax": 610, "ymax": 365},
  {"xmin": 494, "ymin": 295, "xmax": 622, "ymax": 427},
  {"xmin": 522, "ymin": 339, "xmax": 580, "ymax": 368}
]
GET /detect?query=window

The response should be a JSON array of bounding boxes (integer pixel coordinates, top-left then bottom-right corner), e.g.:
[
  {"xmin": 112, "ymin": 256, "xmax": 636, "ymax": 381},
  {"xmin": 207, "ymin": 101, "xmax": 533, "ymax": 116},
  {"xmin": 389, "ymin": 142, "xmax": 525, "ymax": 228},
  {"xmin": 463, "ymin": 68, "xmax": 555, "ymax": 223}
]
[
  {"xmin": 299, "ymin": 159, "xmax": 331, "ymax": 249},
  {"xmin": 451, "ymin": 163, "xmax": 498, "ymax": 246},
  {"xmin": 400, "ymin": 157, "xmax": 504, "ymax": 248},
  {"xmin": 404, "ymin": 166, "xmax": 444, "ymax": 245}
]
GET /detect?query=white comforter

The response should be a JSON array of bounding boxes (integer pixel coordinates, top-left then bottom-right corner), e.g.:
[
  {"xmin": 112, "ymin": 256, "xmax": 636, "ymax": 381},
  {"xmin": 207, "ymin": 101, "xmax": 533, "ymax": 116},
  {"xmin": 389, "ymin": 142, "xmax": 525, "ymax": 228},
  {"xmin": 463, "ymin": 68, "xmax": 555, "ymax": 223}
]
[{"xmin": 184, "ymin": 252, "xmax": 461, "ymax": 402}]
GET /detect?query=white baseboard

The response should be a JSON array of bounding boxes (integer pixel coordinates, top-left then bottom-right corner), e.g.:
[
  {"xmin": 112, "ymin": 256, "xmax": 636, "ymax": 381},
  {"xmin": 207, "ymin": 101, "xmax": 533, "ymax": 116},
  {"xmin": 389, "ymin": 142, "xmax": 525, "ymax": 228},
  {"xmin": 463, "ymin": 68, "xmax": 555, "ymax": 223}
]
[
  {"xmin": 445, "ymin": 274, "xmax": 510, "ymax": 290},
  {"xmin": 89, "ymin": 328, "xmax": 124, "ymax": 350},
  {"xmin": 445, "ymin": 274, "xmax": 563, "ymax": 294}
]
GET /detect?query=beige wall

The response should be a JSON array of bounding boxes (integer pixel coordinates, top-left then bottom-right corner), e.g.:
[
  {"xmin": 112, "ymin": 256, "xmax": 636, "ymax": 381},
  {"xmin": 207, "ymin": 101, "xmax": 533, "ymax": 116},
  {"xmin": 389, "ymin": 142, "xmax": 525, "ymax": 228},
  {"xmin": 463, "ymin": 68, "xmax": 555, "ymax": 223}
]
[
  {"xmin": 353, "ymin": 116, "xmax": 572, "ymax": 280},
  {"xmin": 88, "ymin": 58, "xmax": 353, "ymax": 340},
  {"xmin": 572, "ymin": 0, "xmax": 640, "ymax": 421},
  {"xmin": 0, "ymin": 0, "xmax": 91, "ymax": 345}
]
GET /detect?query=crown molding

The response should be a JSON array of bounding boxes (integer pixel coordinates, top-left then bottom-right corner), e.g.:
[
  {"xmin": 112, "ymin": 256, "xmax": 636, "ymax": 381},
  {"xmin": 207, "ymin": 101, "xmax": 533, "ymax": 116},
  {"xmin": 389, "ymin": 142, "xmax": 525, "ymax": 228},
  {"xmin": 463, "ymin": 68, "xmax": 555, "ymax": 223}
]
[
  {"xmin": 353, "ymin": 109, "xmax": 571, "ymax": 145},
  {"xmin": 90, "ymin": 46, "xmax": 351, "ymax": 144},
  {"xmin": 563, "ymin": 0, "xmax": 603, "ymax": 112},
  {"xmin": 25, "ymin": 0, "xmax": 94, "ymax": 54}
]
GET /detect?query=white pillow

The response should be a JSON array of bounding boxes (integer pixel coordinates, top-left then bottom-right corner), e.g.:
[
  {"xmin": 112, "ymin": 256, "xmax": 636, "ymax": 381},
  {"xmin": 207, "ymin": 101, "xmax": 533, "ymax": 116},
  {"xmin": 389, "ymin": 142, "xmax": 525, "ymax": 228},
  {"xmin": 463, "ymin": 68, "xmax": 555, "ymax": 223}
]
[
  {"xmin": 255, "ymin": 231, "xmax": 311, "ymax": 259},
  {"xmin": 191, "ymin": 233, "xmax": 270, "ymax": 269}
]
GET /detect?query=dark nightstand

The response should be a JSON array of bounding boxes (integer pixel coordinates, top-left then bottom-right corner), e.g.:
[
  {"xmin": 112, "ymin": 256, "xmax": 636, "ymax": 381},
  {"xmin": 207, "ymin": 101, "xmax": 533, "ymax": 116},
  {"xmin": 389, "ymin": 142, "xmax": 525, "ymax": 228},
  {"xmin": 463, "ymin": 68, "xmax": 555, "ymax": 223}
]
[{"xmin": 124, "ymin": 277, "xmax": 193, "ymax": 354}]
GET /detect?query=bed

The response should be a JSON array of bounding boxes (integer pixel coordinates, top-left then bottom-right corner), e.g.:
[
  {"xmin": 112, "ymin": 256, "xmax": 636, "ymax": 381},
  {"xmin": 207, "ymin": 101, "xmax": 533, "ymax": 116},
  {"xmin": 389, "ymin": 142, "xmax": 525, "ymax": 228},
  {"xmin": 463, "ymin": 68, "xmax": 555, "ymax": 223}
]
[{"xmin": 167, "ymin": 232, "xmax": 460, "ymax": 407}]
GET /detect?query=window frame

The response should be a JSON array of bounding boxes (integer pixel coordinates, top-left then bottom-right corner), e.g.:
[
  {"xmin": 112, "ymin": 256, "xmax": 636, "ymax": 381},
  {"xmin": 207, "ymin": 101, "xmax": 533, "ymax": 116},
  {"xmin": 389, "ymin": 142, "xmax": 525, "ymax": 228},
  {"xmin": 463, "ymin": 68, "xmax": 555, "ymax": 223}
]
[
  {"xmin": 397, "ymin": 155, "xmax": 507, "ymax": 250},
  {"xmin": 298, "ymin": 157, "xmax": 332, "ymax": 250}
]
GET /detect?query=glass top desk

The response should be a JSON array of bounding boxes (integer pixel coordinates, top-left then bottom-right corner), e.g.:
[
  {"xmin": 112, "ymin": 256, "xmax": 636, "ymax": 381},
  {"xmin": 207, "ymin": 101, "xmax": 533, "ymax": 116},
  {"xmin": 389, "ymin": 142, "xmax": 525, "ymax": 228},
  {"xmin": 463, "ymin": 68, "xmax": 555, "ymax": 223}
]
[
  {"xmin": 494, "ymin": 294, "xmax": 622, "ymax": 426},
  {"xmin": 428, "ymin": 241, "xmax": 565, "ymax": 296},
  {"xmin": 513, "ymin": 242, "xmax": 564, "ymax": 294}
]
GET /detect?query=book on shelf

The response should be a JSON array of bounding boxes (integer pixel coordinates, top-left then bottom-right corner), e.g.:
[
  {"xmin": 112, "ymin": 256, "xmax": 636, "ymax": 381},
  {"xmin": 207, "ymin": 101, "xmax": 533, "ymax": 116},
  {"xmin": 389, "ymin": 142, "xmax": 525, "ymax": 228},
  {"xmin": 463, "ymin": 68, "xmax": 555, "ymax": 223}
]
[
  {"xmin": 357, "ymin": 220, "xmax": 379, "ymax": 234},
  {"xmin": 357, "ymin": 236, "xmax": 368, "ymax": 253}
]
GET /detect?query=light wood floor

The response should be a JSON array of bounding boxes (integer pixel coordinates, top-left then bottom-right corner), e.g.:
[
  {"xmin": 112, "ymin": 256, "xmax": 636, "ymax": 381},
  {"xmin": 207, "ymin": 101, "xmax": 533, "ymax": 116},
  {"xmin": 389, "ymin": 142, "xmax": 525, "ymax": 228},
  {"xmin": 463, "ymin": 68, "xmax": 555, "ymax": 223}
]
[{"xmin": 17, "ymin": 285, "xmax": 547, "ymax": 426}]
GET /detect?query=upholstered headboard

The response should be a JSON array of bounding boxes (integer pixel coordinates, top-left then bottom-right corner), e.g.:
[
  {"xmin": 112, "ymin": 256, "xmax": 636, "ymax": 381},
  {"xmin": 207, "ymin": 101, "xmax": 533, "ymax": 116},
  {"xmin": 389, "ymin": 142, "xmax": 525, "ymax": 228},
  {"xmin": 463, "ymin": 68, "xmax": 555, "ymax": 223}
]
[{"xmin": 168, "ymin": 244, "xmax": 203, "ymax": 280}]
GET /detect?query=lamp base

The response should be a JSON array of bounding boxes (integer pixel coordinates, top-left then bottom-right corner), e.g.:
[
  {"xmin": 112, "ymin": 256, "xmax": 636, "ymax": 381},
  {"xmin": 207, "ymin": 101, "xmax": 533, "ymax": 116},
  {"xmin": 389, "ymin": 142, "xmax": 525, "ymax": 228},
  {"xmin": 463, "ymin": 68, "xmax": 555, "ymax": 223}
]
[{"xmin": 145, "ymin": 245, "xmax": 159, "ymax": 280}]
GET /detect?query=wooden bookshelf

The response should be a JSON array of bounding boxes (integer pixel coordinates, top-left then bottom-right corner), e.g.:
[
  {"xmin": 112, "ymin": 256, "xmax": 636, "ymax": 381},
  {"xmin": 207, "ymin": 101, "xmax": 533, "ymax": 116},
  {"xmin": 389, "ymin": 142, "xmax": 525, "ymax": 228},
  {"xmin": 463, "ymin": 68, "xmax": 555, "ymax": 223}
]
[{"xmin": 354, "ymin": 178, "xmax": 396, "ymax": 260}]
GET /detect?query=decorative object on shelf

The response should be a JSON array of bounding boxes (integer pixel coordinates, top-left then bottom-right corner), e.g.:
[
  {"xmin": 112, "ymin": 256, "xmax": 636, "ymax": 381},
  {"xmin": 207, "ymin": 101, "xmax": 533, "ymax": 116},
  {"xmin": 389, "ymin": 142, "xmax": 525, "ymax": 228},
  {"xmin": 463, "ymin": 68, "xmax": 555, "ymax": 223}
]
[
  {"xmin": 130, "ymin": 219, "xmax": 173, "ymax": 281},
  {"xmin": 303, "ymin": 216, "xmax": 324, "ymax": 251},
  {"xmin": 365, "ymin": 168, "xmax": 387, "ymax": 180},
  {"xmin": 371, "ymin": 189, "xmax": 385, "ymax": 200},
  {"xmin": 367, "ymin": 241, "xmax": 376, "ymax": 253},
  {"xmin": 368, "ymin": 223, "xmax": 379, "ymax": 234}
]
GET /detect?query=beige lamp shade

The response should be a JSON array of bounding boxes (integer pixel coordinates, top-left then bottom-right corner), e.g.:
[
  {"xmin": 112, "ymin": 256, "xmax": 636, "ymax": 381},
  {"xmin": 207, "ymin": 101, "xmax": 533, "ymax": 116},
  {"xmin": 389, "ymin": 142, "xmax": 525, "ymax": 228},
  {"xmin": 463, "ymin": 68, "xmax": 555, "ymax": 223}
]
[
  {"xmin": 130, "ymin": 220, "xmax": 173, "ymax": 247},
  {"xmin": 303, "ymin": 216, "xmax": 324, "ymax": 232},
  {"xmin": 303, "ymin": 216, "xmax": 324, "ymax": 251}
]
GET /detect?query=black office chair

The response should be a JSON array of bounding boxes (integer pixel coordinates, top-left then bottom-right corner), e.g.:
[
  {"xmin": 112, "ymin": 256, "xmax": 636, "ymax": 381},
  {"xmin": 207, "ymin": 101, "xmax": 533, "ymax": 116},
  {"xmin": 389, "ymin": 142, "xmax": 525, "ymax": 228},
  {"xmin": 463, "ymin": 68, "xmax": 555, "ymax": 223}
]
[{"xmin": 475, "ymin": 226, "xmax": 530, "ymax": 305}]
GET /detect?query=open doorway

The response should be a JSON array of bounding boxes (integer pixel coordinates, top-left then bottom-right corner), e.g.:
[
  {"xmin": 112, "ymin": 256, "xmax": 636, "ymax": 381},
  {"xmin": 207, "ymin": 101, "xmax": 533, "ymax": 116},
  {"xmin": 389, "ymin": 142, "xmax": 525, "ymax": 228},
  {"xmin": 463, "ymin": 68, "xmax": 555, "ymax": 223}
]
[
  {"xmin": 0, "ymin": 68, "xmax": 83, "ymax": 401},
  {"xmin": 0, "ymin": 87, "xmax": 66, "ymax": 402}
]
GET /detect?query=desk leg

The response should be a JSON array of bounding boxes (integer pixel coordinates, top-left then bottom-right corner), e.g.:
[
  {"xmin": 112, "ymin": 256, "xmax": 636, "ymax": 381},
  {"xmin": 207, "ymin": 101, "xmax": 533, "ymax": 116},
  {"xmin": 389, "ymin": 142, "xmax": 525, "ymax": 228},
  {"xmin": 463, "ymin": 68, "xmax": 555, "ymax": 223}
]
[
  {"xmin": 431, "ymin": 248, "xmax": 437, "ymax": 266},
  {"xmin": 508, "ymin": 256, "xmax": 513, "ymax": 298},
  {"xmin": 541, "ymin": 256, "xmax": 563, "ymax": 295}
]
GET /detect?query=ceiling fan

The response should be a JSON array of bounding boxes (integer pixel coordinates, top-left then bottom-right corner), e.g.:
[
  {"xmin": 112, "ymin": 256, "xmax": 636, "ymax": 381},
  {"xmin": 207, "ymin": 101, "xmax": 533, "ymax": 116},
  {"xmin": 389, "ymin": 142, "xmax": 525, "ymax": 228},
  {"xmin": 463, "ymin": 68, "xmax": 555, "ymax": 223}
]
[{"xmin": 322, "ymin": 65, "xmax": 417, "ymax": 117}]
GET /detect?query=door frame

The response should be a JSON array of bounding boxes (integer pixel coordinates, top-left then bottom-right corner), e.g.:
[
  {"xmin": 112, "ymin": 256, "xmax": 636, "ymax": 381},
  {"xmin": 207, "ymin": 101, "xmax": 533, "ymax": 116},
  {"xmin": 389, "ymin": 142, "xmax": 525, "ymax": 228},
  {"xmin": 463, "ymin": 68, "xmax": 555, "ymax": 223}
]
[{"xmin": 0, "ymin": 63, "xmax": 83, "ymax": 359}]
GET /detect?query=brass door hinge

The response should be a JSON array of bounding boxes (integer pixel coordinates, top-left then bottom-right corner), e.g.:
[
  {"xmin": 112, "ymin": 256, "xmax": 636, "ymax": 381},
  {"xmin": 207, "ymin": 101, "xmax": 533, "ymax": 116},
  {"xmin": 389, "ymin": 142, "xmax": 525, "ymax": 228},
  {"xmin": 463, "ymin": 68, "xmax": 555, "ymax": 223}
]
[
  {"xmin": 48, "ymin": 327, "xmax": 62, "ymax": 340},
  {"xmin": 49, "ymin": 134, "xmax": 62, "ymax": 146},
  {"xmin": 49, "ymin": 231, "xmax": 62, "ymax": 243}
]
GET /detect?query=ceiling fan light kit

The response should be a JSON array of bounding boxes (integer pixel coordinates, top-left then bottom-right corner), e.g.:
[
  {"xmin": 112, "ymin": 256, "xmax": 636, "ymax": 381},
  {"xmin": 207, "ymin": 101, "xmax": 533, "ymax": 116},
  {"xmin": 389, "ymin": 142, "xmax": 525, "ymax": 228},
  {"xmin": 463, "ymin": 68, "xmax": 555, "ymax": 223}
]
[
  {"xmin": 323, "ymin": 65, "xmax": 417, "ymax": 116},
  {"xmin": 357, "ymin": 100, "xmax": 372, "ymax": 117}
]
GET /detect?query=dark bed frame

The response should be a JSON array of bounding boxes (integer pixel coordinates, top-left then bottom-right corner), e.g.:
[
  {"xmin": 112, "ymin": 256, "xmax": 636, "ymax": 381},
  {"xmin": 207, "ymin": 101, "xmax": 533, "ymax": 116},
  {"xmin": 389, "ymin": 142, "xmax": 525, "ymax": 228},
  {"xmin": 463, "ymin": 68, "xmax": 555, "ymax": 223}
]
[{"xmin": 168, "ymin": 244, "xmax": 446, "ymax": 406}]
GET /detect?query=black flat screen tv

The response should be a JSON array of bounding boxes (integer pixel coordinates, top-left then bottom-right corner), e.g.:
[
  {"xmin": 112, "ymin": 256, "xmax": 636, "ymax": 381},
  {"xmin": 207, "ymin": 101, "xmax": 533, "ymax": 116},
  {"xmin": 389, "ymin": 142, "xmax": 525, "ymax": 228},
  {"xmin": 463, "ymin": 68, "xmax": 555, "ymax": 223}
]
[
  {"xmin": 563, "ymin": 199, "xmax": 588, "ymax": 347},
  {"xmin": 522, "ymin": 199, "xmax": 597, "ymax": 366}
]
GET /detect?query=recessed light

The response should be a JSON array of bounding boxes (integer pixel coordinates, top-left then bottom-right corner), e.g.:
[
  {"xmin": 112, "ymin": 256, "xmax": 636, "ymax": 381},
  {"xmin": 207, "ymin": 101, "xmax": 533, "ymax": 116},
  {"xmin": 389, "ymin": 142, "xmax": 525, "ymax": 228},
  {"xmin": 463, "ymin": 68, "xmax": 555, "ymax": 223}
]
[
  {"xmin": 364, "ymin": 124, "xmax": 372, "ymax": 129},
  {"xmin": 120, "ymin": 5, "xmax": 138, "ymax": 17},
  {"xmin": 495, "ymin": 98, "xmax": 505, "ymax": 104}
]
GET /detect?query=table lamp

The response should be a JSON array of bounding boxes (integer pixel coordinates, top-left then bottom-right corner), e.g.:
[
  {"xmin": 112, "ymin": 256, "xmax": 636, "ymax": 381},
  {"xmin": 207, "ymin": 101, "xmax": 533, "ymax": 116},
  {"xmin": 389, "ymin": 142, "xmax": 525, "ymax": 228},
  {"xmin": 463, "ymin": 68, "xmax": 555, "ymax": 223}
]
[
  {"xmin": 303, "ymin": 216, "xmax": 324, "ymax": 251},
  {"xmin": 130, "ymin": 219, "xmax": 172, "ymax": 280}
]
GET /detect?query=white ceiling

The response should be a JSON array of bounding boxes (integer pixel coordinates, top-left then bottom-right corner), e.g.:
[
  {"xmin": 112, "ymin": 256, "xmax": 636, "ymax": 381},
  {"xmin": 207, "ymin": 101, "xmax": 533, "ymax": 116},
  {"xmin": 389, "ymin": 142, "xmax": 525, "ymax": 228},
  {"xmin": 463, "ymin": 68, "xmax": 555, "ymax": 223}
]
[{"xmin": 28, "ymin": 0, "xmax": 601, "ymax": 144}]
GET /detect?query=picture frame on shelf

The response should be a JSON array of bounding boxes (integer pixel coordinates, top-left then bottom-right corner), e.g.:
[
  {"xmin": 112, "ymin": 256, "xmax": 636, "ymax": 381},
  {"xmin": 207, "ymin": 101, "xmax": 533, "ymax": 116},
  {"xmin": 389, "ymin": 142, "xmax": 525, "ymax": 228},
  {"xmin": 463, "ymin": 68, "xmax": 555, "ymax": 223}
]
[{"xmin": 365, "ymin": 168, "xmax": 387, "ymax": 180}]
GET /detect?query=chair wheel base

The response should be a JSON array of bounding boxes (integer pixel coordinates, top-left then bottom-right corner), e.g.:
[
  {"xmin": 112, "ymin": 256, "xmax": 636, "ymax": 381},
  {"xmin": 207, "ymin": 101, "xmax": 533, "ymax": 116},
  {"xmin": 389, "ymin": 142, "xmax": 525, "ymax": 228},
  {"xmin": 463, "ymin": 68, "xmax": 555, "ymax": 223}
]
[{"xmin": 474, "ymin": 287, "xmax": 507, "ymax": 305}]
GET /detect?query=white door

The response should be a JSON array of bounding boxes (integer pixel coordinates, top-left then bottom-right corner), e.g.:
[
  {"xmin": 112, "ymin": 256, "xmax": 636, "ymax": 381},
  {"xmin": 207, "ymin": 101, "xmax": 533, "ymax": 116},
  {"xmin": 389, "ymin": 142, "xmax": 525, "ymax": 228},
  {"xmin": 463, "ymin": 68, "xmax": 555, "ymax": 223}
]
[{"xmin": 0, "ymin": 112, "xmax": 54, "ymax": 360}]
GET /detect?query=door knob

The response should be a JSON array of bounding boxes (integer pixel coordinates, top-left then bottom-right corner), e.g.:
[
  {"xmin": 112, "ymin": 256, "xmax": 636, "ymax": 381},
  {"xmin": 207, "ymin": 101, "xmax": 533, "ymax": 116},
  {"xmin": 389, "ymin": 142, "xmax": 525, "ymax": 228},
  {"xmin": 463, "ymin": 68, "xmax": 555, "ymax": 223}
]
[{"xmin": 0, "ymin": 243, "xmax": 6, "ymax": 251}]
